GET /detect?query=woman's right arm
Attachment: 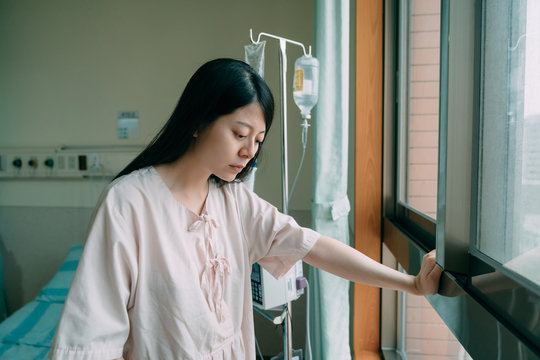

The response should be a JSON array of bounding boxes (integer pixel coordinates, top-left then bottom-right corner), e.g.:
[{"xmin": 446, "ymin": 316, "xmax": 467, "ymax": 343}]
[
  {"xmin": 303, "ymin": 235, "xmax": 442, "ymax": 295},
  {"xmin": 49, "ymin": 193, "xmax": 136, "ymax": 359}
]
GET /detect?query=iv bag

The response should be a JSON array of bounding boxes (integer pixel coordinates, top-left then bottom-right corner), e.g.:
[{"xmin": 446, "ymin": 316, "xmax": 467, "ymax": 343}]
[
  {"xmin": 293, "ymin": 54, "xmax": 319, "ymax": 119},
  {"xmin": 244, "ymin": 41, "xmax": 266, "ymax": 78}
]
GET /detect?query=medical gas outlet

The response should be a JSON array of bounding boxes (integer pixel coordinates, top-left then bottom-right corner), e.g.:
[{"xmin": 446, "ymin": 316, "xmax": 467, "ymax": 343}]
[
  {"xmin": 12, "ymin": 158, "xmax": 22, "ymax": 168},
  {"xmin": 0, "ymin": 147, "xmax": 142, "ymax": 179},
  {"xmin": 28, "ymin": 158, "xmax": 38, "ymax": 168}
]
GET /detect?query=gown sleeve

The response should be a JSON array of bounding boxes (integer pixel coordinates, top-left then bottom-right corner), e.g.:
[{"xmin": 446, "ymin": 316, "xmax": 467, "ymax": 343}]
[
  {"xmin": 49, "ymin": 188, "xmax": 138, "ymax": 360},
  {"xmin": 233, "ymin": 183, "xmax": 319, "ymax": 279}
]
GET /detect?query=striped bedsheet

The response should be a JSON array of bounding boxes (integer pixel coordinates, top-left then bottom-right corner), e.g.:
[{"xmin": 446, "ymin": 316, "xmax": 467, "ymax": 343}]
[{"xmin": 0, "ymin": 244, "xmax": 82, "ymax": 360}]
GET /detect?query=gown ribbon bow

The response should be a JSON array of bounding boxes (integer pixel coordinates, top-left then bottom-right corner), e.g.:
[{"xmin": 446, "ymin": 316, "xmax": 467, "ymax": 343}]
[{"xmin": 188, "ymin": 214, "xmax": 231, "ymax": 322}]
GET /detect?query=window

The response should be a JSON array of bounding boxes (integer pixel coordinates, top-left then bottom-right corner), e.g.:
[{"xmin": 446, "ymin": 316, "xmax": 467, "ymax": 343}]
[
  {"xmin": 385, "ymin": 0, "xmax": 540, "ymax": 358},
  {"xmin": 476, "ymin": 0, "xmax": 540, "ymax": 286},
  {"xmin": 468, "ymin": 0, "xmax": 540, "ymax": 354}
]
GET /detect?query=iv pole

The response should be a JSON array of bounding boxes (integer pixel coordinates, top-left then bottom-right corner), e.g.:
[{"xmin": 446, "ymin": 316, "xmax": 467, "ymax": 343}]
[
  {"xmin": 249, "ymin": 29, "xmax": 311, "ymax": 360},
  {"xmin": 249, "ymin": 29, "xmax": 310, "ymax": 214}
]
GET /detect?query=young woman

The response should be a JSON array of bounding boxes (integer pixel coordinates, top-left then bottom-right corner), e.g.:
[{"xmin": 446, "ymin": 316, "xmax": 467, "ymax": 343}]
[{"xmin": 49, "ymin": 58, "xmax": 442, "ymax": 360}]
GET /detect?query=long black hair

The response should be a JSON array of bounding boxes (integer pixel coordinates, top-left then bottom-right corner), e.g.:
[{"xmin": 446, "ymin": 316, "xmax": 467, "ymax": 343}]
[{"xmin": 115, "ymin": 58, "xmax": 274, "ymax": 183}]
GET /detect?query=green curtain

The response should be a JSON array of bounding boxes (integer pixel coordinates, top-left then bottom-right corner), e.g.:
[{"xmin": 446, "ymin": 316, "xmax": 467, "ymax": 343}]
[{"xmin": 309, "ymin": 0, "xmax": 351, "ymax": 359}]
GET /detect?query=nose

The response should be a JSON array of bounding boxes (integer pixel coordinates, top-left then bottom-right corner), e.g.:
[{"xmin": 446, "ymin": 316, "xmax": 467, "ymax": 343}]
[{"xmin": 240, "ymin": 140, "xmax": 258, "ymax": 159}]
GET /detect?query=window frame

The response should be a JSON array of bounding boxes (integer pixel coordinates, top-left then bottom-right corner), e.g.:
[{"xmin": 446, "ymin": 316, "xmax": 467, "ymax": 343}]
[{"xmin": 383, "ymin": 0, "xmax": 540, "ymax": 358}]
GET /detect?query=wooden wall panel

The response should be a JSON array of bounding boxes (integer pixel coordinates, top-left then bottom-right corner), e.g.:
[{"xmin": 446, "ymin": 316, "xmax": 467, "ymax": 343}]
[{"xmin": 354, "ymin": 0, "xmax": 383, "ymax": 358}]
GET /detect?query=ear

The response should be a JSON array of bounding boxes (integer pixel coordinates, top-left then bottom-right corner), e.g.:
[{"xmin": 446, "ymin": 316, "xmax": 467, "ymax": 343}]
[{"xmin": 193, "ymin": 130, "xmax": 198, "ymax": 138}]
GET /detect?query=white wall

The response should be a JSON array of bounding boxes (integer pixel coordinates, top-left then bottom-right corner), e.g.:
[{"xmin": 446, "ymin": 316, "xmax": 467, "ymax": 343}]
[
  {"xmin": 0, "ymin": 0, "xmax": 315, "ymax": 210},
  {"xmin": 0, "ymin": 0, "xmax": 316, "ymax": 355}
]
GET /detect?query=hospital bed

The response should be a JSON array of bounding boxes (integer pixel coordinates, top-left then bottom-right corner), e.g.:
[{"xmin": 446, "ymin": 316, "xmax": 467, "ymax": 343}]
[{"xmin": 0, "ymin": 244, "xmax": 82, "ymax": 359}]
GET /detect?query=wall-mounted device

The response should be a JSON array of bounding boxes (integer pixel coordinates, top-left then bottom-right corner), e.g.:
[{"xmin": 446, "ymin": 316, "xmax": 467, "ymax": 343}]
[{"xmin": 0, "ymin": 146, "xmax": 143, "ymax": 179}]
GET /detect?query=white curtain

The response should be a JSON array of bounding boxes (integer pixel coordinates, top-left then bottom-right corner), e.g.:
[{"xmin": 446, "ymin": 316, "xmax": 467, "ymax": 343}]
[{"xmin": 309, "ymin": 0, "xmax": 351, "ymax": 359}]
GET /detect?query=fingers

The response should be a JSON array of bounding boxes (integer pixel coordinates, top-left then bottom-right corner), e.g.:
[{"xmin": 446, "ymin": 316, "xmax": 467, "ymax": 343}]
[
  {"xmin": 427, "ymin": 265, "xmax": 443, "ymax": 295},
  {"xmin": 420, "ymin": 250, "xmax": 437, "ymax": 275},
  {"xmin": 431, "ymin": 263, "xmax": 443, "ymax": 278},
  {"xmin": 418, "ymin": 250, "xmax": 443, "ymax": 295},
  {"xmin": 423, "ymin": 249, "xmax": 437, "ymax": 263}
]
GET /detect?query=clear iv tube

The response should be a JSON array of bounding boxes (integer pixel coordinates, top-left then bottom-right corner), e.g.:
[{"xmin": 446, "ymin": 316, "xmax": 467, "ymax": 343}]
[{"xmin": 287, "ymin": 119, "xmax": 310, "ymax": 207}]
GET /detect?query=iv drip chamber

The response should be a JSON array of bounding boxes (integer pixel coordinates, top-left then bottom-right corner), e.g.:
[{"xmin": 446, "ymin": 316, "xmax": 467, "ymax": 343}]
[{"xmin": 293, "ymin": 54, "xmax": 320, "ymax": 119}]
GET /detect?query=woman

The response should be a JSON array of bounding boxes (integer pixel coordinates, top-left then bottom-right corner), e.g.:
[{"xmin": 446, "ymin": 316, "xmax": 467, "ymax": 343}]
[{"xmin": 49, "ymin": 58, "xmax": 442, "ymax": 360}]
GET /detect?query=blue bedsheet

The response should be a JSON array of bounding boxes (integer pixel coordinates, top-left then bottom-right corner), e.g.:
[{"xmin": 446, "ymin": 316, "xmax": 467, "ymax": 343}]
[
  {"xmin": 0, "ymin": 250, "xmax": 8, "ymax": 323},
  {"xmin": 0, "ymin": 244, "xmax": 82, "ymax": 360}
]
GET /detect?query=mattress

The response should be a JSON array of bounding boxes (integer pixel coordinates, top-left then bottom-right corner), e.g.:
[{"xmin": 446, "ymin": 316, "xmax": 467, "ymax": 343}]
[{"xmin": 0, "ymin": 244, "xmax": 82, "ymax": 359}]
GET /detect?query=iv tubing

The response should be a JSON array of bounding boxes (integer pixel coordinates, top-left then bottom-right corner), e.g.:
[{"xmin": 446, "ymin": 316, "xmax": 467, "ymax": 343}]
[
  {"xmin": 279, "ymin": 39, "xmax": 289, "ymax": 216},
  {"xmin": 255, "ymin": 337, "xmax": 264, "ymax": 360},
  {"xmin": 287, "ymin": 119, "xmax": 310, "ymax": 207},
  {"xmin": 305, "ymin": 280, "xmax": 312, "ymax": 360}
]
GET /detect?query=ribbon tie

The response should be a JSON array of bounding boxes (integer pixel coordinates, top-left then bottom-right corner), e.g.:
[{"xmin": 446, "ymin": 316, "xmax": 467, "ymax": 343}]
[
  {"xmin": 188, "ymin": 214, "xmax": 219, "ymax": 232},
  {"xmin": 204, "ymin": 256, "xmax": 231, "ymax": 321},
  {"xmin": 188, "ymin": 214, "xmax": 231, "ymax": 322}
]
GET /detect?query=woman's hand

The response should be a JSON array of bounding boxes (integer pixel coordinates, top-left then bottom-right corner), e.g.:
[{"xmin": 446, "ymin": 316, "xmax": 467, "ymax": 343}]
[{"xmin": 413, "ymin": 250, "xmax": 443, "ymax": 296}]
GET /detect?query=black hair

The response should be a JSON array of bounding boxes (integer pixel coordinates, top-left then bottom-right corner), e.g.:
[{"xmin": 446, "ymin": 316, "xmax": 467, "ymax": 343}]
[{"xmin": 114, "ymin": 58, "xmax": 274, "ymax": 183}]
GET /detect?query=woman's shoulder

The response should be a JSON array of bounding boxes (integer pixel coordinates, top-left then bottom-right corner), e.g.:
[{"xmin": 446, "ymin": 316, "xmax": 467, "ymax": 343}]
[
  {"xmin": 101, "ymin": 167, "xmax": 157, "ymax": 206},
  {"xmin": 217, "ymin": 180, "xmax": 274, "ymax": 209},
  {"xmin": 110, "ymin": 166, "xmax": 154, "ymax": 191}
]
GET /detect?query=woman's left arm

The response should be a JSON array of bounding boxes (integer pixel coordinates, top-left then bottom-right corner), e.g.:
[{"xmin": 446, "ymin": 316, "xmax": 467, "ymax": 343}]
[{"xmin": 303, "ymin": 235, "xmax": 442, "ymax": 296}]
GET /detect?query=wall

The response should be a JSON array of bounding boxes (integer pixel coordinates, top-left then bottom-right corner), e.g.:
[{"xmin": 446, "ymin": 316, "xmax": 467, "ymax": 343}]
[
  {"xmin": 406, "ymin": 0, "xmax": 440, "ymax": 219},
  {"xmin": 404, "ymin": 293, "xmax": 471, "ymax": 360},
  {"xmin": 0, "ymin": 0, "xmax": 315, "ymax": 356},
  {"xmin": 0, "ymin": 0, "xmax": 315, "ymax": 208}
]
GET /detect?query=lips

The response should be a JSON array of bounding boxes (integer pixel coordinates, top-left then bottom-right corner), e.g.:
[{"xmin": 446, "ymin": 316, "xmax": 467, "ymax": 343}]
[{"xmin": 230, "ymin": 165, "xmax": 244, "ymax": 173}]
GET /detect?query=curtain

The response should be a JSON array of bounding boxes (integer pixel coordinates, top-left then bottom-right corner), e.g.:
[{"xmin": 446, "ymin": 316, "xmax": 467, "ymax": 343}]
[{"xmin": 309, "ymin": 0, "xmax": 351, "ymax": 359}]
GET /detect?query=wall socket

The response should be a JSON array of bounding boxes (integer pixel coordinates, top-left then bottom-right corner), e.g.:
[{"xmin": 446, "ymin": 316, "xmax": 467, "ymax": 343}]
[{"xmin": 87, "ymin": 153, "xmax": 101, "ymax": 172}]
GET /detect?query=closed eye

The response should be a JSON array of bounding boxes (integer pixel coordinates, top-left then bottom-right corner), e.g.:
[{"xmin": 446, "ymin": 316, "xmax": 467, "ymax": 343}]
[
  {"xmin": 235, "ymin": 132, "xmax": 247, "ymax": 139},
  {"xmin": 234, "ymin": 130, "xmax": 264, "ymax": 144}
]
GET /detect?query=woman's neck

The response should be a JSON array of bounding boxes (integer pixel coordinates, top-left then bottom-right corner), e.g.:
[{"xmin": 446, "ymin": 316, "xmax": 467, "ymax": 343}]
[{"xmin": 155, "ymin": 156, "xmax": 210, "ymax": 215}]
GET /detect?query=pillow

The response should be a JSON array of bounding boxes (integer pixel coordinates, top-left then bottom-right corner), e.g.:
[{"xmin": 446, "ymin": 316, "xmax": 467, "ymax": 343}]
[{"xmin": 35, "ymin": 244, "xmax": 83, "ymax": 303}]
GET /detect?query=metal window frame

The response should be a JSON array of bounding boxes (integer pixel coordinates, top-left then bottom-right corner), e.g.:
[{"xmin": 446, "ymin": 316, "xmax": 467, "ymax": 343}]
[
  {"xmin": 467, "ymin": 0, "xmax": 540, "ymax": 354},
  {"xmin": 382, "ymin": 0, "xmax": 540, "ymax": 358}
]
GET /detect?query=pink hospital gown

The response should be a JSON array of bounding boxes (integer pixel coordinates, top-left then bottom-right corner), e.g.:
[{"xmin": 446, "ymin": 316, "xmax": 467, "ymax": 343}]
[{"xmin": 49, "ymin": 166, "xmax": 319, "ymax": 360}]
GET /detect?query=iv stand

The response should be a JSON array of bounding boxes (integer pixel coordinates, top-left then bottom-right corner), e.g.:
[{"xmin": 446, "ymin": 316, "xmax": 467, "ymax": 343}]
[{"xmin": 249, "ymin": 29, "xmax": 311, "ymax": 360}]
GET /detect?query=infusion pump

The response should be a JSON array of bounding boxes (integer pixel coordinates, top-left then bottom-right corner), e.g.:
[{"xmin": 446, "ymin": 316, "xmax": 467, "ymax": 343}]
[{"xmin": 251, "ymin": 260, "xmax": 304, "ymax": 310}]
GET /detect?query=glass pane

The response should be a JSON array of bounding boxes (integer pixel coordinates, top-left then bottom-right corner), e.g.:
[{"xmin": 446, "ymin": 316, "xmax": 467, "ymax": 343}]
[
  {"xmin": 477, "ymin": 0, "xmax": 540, "ymax": 286},
  {"xmin": 399, "ymin": 0, "xmax": 440, "ymax": 220},
  {"xmin": 400, "ymin": 292, "xmax": 472, "ymax": 360}
]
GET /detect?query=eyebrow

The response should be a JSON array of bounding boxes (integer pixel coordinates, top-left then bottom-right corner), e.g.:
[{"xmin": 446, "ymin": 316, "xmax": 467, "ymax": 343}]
[{"xmin": 236, "ymin": 120, "xmax": 266, "ymax": 135}]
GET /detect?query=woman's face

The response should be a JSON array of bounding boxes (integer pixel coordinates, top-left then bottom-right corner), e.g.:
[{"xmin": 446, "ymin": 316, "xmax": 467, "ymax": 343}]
[{"xmin": 192, "ymin": 102, "xmax": 266, "ymax": 182}]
